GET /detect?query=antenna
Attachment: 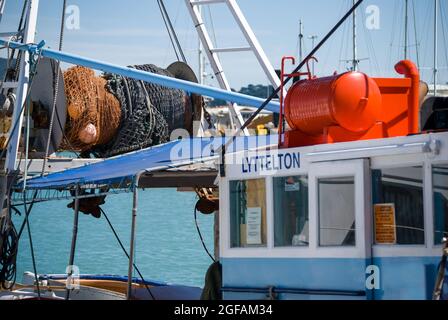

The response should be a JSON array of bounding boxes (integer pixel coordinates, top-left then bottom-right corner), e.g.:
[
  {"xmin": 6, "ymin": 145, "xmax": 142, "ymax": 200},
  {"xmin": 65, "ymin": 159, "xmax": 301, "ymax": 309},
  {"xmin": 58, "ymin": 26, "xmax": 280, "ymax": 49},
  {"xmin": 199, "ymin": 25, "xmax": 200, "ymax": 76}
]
[
  {"xmin": 404, "ymin": 0, "xmax": 409, "ymax": 60},
  {"xmin": 308, "ymin": 35, "xmax": 318, "ymax": 74},
  {"xmin": 352, "ymin": 0, "xmax": 359, "ymax": 71},
  {"xmin": 298, "ymin": 20, "xmax": 304, "ymax": 67},
  {"xmin": 433, "ymin": 0, "xmax": 438, "ymax": 96}
]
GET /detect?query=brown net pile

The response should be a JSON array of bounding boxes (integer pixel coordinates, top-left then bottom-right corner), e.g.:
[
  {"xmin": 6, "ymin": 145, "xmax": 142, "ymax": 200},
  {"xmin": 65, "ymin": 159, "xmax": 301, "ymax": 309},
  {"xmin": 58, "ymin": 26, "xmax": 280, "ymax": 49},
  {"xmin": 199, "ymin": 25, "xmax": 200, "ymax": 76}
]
[{"xmin": 62, "ymin": 66, "xmax": 121, "ymax": 152}]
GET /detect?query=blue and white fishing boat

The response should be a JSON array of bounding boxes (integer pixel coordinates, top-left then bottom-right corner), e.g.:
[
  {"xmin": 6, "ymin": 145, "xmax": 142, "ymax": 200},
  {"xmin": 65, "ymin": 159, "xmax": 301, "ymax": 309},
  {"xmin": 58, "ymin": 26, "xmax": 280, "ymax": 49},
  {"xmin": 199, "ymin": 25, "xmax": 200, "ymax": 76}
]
[{"xmin": 0, "ymin": 0, "xmax": 446, "ymax": 301}]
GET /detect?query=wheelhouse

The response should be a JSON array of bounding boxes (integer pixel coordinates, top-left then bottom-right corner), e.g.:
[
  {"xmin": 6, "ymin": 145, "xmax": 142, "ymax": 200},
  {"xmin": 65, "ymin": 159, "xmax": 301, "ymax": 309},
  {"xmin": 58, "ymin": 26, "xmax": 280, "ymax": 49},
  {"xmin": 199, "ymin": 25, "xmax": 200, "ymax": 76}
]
[{"xmin": 219, "ymin": 131, "xmax": 448, "ymax": 300}]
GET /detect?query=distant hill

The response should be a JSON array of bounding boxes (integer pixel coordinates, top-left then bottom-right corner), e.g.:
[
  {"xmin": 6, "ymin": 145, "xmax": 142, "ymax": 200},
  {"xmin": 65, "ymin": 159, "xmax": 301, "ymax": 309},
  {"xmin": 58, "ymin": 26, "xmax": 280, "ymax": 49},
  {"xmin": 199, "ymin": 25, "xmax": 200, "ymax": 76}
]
[{"xmin": 208, "ymin": 84, "xmax": 274, "ymax": 107}]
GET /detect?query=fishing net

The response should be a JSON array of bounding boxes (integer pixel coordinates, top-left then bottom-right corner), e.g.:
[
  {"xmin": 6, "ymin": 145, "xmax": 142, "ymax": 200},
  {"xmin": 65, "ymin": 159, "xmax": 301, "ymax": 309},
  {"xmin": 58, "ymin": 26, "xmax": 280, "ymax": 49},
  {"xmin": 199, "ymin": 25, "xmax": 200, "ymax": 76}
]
[
  {"xmin": 63, "ymin": 66, "xmax": 121, "ymax": 152},
  {"xmin": 62, "ymin": 64, "xmax": 190, "ymax": 157},
  {"xmin": 101, "ymin": 64, "xmax": 187, "ymax": 157}
]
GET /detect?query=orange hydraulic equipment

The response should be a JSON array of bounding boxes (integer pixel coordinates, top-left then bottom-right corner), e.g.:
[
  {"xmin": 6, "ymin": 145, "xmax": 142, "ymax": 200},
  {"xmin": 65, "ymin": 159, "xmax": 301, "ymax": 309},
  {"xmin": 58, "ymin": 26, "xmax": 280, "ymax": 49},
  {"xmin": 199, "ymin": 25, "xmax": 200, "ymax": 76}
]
[{"xmin": 278, "ymin": 58, "xmax": 421, "ymax": 148}]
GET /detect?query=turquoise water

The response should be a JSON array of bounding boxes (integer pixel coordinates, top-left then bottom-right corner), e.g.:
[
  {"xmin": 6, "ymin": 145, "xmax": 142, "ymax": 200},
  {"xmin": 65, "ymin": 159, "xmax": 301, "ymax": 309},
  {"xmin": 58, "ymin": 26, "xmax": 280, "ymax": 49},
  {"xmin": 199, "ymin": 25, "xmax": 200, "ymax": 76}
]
[{"xmin": 13, "ymin": 189, "xmax": 215, "ymax": 288}]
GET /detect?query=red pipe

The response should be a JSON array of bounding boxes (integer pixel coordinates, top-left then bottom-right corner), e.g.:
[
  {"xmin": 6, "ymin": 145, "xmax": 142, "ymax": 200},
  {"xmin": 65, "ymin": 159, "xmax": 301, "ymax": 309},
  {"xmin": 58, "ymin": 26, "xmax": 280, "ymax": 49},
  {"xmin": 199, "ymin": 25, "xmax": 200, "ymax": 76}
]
[{"xmin": 395, "ymin": 60, "xmax": 420, "ymax": 134}]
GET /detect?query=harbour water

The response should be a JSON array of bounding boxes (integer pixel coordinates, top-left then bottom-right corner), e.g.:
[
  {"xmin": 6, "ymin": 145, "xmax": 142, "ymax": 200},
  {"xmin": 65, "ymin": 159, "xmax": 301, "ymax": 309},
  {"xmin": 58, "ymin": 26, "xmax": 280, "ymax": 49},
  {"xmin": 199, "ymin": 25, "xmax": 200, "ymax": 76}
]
[{"xmin": 13, "ymin": 189, "xmax": 215, "ymax": 288}]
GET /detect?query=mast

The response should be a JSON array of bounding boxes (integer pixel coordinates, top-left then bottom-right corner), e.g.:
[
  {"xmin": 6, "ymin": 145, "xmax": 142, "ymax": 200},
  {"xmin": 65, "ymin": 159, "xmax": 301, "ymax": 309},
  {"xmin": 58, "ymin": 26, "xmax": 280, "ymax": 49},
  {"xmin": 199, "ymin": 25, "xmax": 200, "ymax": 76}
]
[
  {"xmin": 352, "ymin": 0, "xmax": 358, "ymax": 71},
  {"xmin": 433, "ymin": 0, "xmax": 438, "ymax": 96},
  {"xmin": 4, "ymin": 0, "xmax": 39, "ymax": 171},
  {"xmin": 198, "ymin": 5, "xmax": 205, "ymax": 85},
  {"xmin": 298, "ymin": 19, "xmax": 304, "ymax": 65},
  {"xmin": 404, "ymin": 0, "xmax": 409, "ymax": 59},
  {"xmin": 309, "ymin": 35, "xmax": 318, "ymax": 74},
  {"xmin": 0, "ymin": 0, "xmax": 6, "ymax": 24}
]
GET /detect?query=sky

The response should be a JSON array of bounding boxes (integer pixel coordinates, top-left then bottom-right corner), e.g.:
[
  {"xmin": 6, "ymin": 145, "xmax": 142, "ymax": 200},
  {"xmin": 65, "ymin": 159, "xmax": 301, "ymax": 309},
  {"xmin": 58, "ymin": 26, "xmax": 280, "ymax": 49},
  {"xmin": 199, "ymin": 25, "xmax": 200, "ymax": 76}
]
[{"xmin": 0, "ymin": 0, "xmax": 447, "ymax": 90}]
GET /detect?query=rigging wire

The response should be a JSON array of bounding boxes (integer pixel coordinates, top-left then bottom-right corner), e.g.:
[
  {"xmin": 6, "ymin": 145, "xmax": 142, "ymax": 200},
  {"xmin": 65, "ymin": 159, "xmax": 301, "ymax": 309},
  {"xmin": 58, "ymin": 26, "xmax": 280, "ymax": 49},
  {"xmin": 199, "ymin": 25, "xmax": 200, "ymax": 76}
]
[
  {"xmin": 10, "ymin": 0, "xmax": 29, "ymax": 78},
  {"xmin": 420, "ymin": 1, "xmax": 432, "ymax": 72},
  {"xmin": 361, "ymin": 2, "xmax": 380, "ymax": 75},
  {"xmin": 396, "ymin": 0, "xmax": 404, "ymax": 64},
  {"xmin": 387, "ymin": 0, "xmax": 398, "ymax": 73},
  {"xmin": 194, "ymin": 202, "xmax": 215, "ymax": 263},
  {"xmin": 42, "ymin": 0, "xmax": 67, "ymax": 174},
  {"xmin": 157, "ymin": 0, "xmax": 187, "ymax": 63},
  {"xmin": 22, "ymin": 192, "xmax": 40, "ymax": 299},
  {"xmin": 206, "ymin": 5, "xmax": 218, "ymax": 48},
  {"xmin": 323, "ymin": 1, "xmax": 346, "ymax": 73},
  {"xmin": 157, "ymin": 0, "xmax": 180, "ymax": 62},
  {"xmin": 221, "ymin": 0, "xmax": 365, "ymax": 148},
  {"xmin": 99, "ymin": 208, "xmax": 156, "ymax": 300},
  {"xmin": 439, "ymin": 0, "xmax": 448, "ymax": 74},
  {"xmin": 337, "ymin": 2, "xmax": 349, "ymax": 71},
  {"xmin": 411, "ymin": 0, "xmax": 420, "ymax": 69}
]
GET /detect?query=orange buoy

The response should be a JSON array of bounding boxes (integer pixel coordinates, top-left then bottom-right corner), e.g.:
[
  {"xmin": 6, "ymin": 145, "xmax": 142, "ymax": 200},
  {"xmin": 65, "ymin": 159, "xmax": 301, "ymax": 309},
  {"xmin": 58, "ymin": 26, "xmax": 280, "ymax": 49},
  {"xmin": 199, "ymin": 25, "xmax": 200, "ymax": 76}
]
[{"xmin": 284, "ymin": 72, "xmax": 382, "ymax": 135}]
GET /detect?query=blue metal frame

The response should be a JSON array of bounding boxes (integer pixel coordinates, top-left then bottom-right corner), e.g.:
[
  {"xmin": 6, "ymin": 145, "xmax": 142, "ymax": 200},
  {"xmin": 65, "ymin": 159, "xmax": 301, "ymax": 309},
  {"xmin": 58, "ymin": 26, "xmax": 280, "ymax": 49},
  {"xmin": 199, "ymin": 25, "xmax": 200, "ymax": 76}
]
[{"xmin": 0, "ymin": 39, "xmax": 280, "ymax": 113}]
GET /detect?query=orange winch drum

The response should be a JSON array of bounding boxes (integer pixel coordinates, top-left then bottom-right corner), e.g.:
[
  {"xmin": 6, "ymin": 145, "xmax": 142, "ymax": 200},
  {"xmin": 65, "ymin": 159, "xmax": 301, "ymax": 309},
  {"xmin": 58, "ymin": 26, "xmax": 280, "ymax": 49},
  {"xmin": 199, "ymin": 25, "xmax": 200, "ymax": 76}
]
[{"xmin": 284, "ymin": 72, "xmax": 382, "ymax": 135}]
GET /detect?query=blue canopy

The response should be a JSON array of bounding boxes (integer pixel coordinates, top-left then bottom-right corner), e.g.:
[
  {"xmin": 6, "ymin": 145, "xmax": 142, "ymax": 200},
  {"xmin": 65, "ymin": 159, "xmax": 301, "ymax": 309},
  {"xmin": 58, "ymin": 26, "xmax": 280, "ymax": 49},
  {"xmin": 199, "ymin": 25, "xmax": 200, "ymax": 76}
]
[{"xmin": 19, "ymin": 135, "xmax": 277, "ymax": 190}]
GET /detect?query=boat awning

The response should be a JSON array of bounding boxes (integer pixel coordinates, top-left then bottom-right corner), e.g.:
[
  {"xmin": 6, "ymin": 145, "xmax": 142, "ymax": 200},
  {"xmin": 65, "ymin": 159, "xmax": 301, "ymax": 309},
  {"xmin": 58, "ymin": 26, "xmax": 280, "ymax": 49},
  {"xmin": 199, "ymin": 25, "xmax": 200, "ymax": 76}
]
[{"xmin": 17, "ymin": 135, "xmax": 277, "ymax": 192}]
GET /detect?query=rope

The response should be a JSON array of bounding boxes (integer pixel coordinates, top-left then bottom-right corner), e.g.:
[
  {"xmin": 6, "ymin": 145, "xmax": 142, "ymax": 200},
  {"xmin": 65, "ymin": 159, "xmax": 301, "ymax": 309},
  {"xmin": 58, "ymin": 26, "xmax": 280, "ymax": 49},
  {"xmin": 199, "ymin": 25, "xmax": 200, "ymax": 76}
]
[
  {"xmin": 0, "ymin": 217, "xmax": 18, "ymax": 289},
  {"xmin": 194, "ymin": 203, "xmax": 215, "ymax": 263},
  {"xmin": 99, "ymin": 208, "xmax": 156, "ymax": 300},
  {"xmin": 42, "ymin": 0, "xmax": 67, "ymax": 174}
]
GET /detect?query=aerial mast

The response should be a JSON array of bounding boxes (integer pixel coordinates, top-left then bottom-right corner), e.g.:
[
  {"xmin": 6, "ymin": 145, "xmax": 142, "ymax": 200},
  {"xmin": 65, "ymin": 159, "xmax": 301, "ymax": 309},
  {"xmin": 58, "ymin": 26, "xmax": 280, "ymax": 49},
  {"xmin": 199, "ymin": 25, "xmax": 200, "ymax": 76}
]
[
  {"xmin": 298, "ymin": 19, "xmax": 304, "ymax": 64},
  {"xmin": 404, "ymin": 0, "xmax": 409, "ymax": 59},
  {"xmin": 352, "ymin": 0, "xmax": 358, "ymax": 71},
  {"xmin": 433, "ymin": 0, "xmax": 438, "ymax": 96},
  {"xmin": 198, "ymin": 5, "xmax": 205, "ymax": 85}
]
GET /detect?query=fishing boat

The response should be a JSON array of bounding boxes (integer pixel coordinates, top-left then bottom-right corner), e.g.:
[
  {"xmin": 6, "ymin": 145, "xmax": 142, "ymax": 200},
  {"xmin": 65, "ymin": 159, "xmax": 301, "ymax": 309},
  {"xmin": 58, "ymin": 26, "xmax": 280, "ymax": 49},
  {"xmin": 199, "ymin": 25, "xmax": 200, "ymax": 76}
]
[{"xmin": 0, "ymin": 0, "xmax": 447, "ymax": 301}]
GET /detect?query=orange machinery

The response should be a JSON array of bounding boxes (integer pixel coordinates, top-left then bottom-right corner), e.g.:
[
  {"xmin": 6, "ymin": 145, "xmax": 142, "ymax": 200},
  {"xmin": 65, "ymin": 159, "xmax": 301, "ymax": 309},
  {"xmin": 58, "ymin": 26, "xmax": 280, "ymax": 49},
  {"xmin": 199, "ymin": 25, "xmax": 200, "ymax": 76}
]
[{"xmin": 279, "ymin": 58, "xmax": 420, "ymax": 148}]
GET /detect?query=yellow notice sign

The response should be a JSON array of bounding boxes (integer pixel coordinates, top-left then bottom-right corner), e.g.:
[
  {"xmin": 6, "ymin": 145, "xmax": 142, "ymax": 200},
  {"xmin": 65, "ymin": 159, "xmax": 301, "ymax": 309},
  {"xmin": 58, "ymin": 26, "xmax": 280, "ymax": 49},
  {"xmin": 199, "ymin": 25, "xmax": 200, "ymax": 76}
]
[{"xmin": 374, "ymin": 203, "xmax": 397, "ymax": 244}]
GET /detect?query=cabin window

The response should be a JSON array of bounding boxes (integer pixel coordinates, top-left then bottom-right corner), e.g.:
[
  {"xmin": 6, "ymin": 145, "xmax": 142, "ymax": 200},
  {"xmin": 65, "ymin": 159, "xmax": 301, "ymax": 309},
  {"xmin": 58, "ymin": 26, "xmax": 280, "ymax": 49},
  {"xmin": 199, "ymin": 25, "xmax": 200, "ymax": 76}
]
[
  {"xmin": 229, "ymin": 179, "xmax": 267, "ymax": 248},
  {"xmin": 372, "ymin": 166, "xmax": 424, "ymax": 245},
  {"xmin": 318, "ymin": 177, "xmax": 356, "ymax": 247},
  {"xmin": 273, "ymin": 176, "xmax": 309, "ymax": 247},
  {"xmin": 433, "ymin": 165, "xmax": 448, "ymax": 245}
]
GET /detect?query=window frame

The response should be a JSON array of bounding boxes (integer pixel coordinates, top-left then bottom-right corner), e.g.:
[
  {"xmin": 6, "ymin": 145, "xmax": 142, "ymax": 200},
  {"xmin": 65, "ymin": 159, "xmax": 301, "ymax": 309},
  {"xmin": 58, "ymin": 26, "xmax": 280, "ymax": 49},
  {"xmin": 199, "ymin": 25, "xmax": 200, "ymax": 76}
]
[
  {"xmin": 309, "ymin": 159, "xmax": 371, "ymax": 259},
  {"xmin": 370, "ymin": 159, "xmax": 431, "ymax": 257},
  {"xmin": 431, "ymin": 162, "xmax": 448, "ymax": 247},
  {"xmin": 227, "ymin": 177, "xmax": 269, "ymax": 250},
  {"xmin": 371, "ymin": 165, "xmax": 426, "ymax": 246},
  {"xmin": 317, "ymin": 175, "xmax": 357, "ymax": 247},
  {"xmin": 272, "ymin": 174, "xmax": 310, "ymax": 248}
]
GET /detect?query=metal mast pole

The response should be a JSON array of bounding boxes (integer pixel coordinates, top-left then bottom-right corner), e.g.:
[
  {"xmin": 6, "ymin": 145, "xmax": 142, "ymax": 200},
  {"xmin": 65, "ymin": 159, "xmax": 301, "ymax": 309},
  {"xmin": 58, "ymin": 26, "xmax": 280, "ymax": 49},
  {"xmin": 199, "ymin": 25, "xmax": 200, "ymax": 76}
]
[
  {"xmin": 127, "ymin": 187, "xmax": 138, "ymax": 300},
  {"xmin": 433, "ymin": 0, "xmax": 438, "ymax": 96},
  {"xmin": 0, "ymin": 0, "xmax": 39, "ymax": 224},
  {"xmin": 198, "ymin": 5, "xmax": 204, "ymax": 85},
  {"xmin": 4, "ymin": 0, "xmax": 39, "ymax": 171},
  {"xmin": 352, "ymin": 0, "xmax": 358, "ymax": 71},
  {"xmin": 0, "ymin": 0, "xmax": 6, "ymax": 24},
  {"xmin": 404, "ymin": 0, "xmax": 409, "ymax": 59},
  {"xmin": 309, "ymin": 35, "xmax": 318, "ymax": 74},
  {"xmin": 65, "ymin": 187, "xmax": 80, "ymax": 300}
]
